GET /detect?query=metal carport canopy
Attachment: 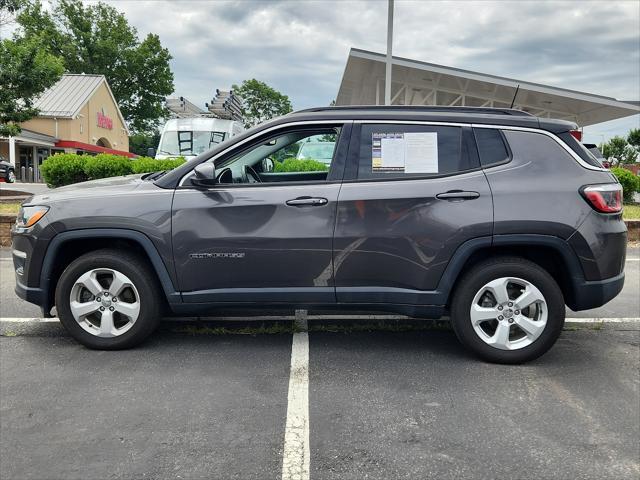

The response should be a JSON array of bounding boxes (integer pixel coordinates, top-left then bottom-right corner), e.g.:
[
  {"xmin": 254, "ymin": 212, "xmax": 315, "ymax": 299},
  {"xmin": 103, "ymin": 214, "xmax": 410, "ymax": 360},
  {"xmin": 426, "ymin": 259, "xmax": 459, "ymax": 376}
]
[{"xmin": 336, "ymin": 48, "xmax": 640, "ymax": 127}]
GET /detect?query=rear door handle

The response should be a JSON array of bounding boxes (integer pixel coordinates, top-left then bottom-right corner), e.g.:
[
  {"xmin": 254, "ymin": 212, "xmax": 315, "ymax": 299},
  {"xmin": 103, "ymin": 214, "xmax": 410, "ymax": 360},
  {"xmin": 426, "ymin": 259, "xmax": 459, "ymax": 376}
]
[
  {"xmin": 286, "ymin": 196, "xmax": 328, "ymax": 207},
  {"xmin": 436, "ymin": 190, "xmax": 480, "ymax": 200}
]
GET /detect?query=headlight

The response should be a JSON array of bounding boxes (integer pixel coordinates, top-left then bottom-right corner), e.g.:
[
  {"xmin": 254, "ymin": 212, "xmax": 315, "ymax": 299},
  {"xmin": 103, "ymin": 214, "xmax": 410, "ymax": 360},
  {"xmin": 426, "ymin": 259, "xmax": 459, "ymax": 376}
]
[{"xmin": 17, "ymin": 206, "xmax": 49, "ymax": 228}]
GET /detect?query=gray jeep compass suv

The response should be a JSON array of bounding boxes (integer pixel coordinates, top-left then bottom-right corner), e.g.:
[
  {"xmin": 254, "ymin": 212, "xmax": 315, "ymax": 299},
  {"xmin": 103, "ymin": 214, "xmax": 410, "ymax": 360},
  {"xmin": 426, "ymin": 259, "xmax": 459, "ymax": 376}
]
[{"xmin": 11, "ymin": 106, "xmax": 626, "ymax": 363}]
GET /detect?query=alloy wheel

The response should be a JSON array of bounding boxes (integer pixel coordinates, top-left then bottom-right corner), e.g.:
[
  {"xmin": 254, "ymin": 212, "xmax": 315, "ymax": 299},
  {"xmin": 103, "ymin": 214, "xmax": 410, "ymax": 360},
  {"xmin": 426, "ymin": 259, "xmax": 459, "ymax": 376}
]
[
  {"xmin": 469, "ymin": 277, "xmax": 547, "ymax": 350},
  {"xmin": 69, "ymin": 268, "xmax": 141, "ymax": 338}
]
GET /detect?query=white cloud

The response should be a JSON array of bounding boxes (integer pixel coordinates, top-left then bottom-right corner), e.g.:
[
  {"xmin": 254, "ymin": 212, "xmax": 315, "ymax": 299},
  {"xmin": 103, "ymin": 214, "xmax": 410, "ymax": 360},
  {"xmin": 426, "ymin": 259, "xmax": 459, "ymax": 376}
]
[{"xmin": 20, "ymin": 0, "xmax": 640, "ymax": 138}]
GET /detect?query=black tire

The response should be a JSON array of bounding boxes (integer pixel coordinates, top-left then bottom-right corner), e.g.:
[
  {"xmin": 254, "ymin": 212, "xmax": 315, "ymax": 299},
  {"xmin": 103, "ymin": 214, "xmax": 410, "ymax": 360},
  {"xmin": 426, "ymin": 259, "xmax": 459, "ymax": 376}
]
[
  {"xmin": 450, "ymin": 256, "xmax": 565, "ymax": 364},
  {"xmin": 7, "ymin": 169, "xmax": 16, "ymax": 183},
  {"xmin": 55, "ymin": 249, "xmax": 162, "ymax": 349}
]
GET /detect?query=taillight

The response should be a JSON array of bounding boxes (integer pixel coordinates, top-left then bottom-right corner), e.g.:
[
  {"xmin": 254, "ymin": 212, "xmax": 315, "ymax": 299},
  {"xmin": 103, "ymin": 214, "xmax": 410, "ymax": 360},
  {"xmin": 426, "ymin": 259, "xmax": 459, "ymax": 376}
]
[
  {"xmin": 581, "ymin": 184, "xmax": 622, "ymax": 213},
  {"xmin": 570, "ymin": 130, "xmax": 583, "ymax": 141}
]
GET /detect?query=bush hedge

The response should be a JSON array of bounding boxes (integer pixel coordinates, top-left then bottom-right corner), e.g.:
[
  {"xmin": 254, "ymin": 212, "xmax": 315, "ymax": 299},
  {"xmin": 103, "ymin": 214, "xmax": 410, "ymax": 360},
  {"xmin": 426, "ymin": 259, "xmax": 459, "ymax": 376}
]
[
  {"xmin": 40, "ymin": 153, "xmax": 186, "ymax": 187},
  {"xmin": 611, "ymin": 167, "xmax": 640, "ymax": 203},
  {"xmin": 39, "ymin": 154, "xmax": 89, "ymax": 188},
  {"xmin": 273, "ymin": 158, "xmax": 329, "ymax": 173}
]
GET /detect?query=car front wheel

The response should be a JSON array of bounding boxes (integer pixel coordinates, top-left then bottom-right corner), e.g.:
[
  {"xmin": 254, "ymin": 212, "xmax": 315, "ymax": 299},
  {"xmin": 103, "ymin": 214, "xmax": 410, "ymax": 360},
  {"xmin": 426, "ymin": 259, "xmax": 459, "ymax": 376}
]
[
  {"xmin": 450, "ymin": 257, "xmax": 565, "ymax": 364},
  {"xmin": 55, "ymin": 249, "xmax": 162, "ymax": 349}
]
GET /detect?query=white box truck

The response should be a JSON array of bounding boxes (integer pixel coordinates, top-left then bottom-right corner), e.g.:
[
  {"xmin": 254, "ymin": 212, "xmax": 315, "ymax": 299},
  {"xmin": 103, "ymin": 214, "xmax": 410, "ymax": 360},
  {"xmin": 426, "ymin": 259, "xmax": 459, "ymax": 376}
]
[{"xmin": 155, "ymin": 117, "xmax": 243, "ymax": 160}]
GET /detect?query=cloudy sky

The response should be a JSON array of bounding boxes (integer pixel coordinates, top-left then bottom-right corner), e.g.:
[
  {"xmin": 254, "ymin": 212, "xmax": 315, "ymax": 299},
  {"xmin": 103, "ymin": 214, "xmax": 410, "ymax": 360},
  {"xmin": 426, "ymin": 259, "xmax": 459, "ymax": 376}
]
[{"xmin": 15, "ymin": 0, "xmax": 640, "ymax": 141}]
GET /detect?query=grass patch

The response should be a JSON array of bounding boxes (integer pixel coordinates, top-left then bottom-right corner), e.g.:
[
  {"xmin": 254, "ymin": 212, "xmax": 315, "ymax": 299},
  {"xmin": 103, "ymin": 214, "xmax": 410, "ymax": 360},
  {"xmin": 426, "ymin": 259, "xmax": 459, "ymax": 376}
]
[
  {"xmin": 623, "ymin": 204, "xmax": 640, "ymax": 220},
  {"xmin": 170, "ymin": 319, "xmax": 453, "ymax": 337},
  {"xmin": 171, "ymin": 321, "xmax": 296, "ymax": 336},
  {"xmin": 308, "ymin": 320, "xmax": 452, "ymax": 333},
  {"xmin": 564, "ymin": 321, "xmax": 604, "ymax": 331},
  {"xmin": 0, "ymin": 202, "xmax": 20, "ymax": 214}
]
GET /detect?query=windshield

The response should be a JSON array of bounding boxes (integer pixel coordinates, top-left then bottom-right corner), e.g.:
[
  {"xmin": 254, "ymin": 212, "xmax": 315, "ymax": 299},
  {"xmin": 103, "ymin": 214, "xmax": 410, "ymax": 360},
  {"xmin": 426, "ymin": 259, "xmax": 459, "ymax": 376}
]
[
  {"xmin": 158, "ymin": 130, "xmax": 227, "ymax": 156},
  {"xmin": 297, "ymin": 143, "xmax": 335, "ymax": 160}
]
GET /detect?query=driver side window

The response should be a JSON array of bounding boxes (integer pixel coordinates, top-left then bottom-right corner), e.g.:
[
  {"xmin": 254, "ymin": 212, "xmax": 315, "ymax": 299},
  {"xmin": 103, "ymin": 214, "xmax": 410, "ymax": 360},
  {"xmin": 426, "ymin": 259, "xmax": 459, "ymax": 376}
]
[{"xmin": 216, "ymin": 127, "xmax": 340, "ymax": 185}]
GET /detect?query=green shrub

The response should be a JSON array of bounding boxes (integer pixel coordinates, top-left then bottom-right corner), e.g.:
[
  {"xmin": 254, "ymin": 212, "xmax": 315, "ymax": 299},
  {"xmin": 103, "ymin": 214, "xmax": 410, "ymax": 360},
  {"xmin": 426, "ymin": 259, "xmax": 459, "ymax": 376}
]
[
  {"xmin": 273, "ymin": 158, "xmax": 329, "ymax": 173},
  {"xmin": 40, "ymin": 153, "xmax": 88, "ymax": 187},
  {"xmin": 83, "ymin": 154, "xmax": 133, "ymax": 179},
  {"xmin": 131, "ymin": 156, "xmax": 186, "ymax": 174},
  {"xmin": 40, "ymin": 153, "xmax": 187, "ymax": 187},
  {"xmin": 611, "ymin": 167, "xmax": 640, "ymax": 203}
]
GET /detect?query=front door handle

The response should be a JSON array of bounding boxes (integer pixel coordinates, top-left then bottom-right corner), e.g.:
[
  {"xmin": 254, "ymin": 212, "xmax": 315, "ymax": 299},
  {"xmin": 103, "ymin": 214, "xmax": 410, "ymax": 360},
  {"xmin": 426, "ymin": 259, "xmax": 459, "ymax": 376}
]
[
  {"xmin": 286, "ymin": 196, "xmax": 328, "ymax": 207},
  {"xmin": 436, "ymin": 190, "xmax": 480, "ymax": 200}
]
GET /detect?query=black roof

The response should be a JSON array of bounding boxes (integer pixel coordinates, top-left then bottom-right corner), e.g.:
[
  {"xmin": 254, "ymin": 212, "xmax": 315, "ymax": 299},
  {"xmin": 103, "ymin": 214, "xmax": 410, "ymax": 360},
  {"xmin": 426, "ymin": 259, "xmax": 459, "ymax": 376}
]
[
  {"xmin": 281, "ymin": 106, "xmax": 575, "ymax": 132},
  {"xmin": 293, "ymin": 105, "xmax": 534, "ymax": 117}
]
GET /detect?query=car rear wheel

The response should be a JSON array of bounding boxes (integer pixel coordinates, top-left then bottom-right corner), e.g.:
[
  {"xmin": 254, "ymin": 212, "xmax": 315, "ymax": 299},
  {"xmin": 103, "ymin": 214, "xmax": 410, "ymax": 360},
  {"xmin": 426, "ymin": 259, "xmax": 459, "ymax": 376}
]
[
  {"xmin": 7, "ymin": 169, "xmax": 15, "ymax": 183},
  {"xmin": 450, "ymin": 257, "xmax": 564, "ymax": 364},
  {"xmin": 55, "ymin": 249, "xmax": 162, "ymax": 349}
]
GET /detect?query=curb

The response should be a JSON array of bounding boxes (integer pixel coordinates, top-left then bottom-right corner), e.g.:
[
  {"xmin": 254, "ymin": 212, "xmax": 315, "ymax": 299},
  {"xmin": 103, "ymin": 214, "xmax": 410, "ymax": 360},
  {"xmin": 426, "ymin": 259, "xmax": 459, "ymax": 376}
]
[
  {"xmin": 0, "ymin": 213, "xmax": 16, "ymax": 247},
  {"xmin": 627, "ymin": 219, "xmax": 640, "ymax": 242}
]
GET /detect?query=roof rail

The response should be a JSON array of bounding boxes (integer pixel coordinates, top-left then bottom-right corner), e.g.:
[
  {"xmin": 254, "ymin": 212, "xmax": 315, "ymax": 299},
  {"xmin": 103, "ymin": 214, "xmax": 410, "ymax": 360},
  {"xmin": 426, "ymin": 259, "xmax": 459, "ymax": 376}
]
[{"xmin": 292, "ymin": 105, "xmax": 534, "ymax": 117}]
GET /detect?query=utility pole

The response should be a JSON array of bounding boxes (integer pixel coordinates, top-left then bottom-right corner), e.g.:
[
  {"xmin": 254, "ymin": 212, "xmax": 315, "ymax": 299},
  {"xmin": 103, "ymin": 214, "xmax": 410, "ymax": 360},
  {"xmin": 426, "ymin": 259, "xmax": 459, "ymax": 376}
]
[{"xmin": 385, "ymin": 0, "xmax": 394, "ymax": 105}]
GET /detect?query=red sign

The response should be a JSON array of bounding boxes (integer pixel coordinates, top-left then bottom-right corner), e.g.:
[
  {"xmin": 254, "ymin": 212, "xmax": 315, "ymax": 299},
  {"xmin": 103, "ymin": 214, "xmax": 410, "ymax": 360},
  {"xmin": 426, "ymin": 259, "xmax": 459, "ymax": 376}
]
[{"xmin": 97, "ymin": 111, "xmax": 113, "ymax": 130}]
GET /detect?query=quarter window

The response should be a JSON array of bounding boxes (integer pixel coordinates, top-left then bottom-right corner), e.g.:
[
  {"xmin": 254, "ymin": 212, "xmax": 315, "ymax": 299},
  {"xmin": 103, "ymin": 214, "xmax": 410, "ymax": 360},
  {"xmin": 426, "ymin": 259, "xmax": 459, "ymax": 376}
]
[
  {"xmin": 357, "ymin": 124, "xmax": 473, "ymax": 180},
  {"xmin": 473, "ymin": 128, "xmax": 510, "ymax": 167}
]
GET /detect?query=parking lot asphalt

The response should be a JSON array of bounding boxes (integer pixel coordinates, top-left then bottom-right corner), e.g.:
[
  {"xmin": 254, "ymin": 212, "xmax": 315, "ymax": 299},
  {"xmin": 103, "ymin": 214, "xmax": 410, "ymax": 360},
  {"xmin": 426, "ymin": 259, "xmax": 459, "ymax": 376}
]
[
  {"xmin": 1, "ymin": 321, "xmax": 638, "ymax": 479},
  {"xmin": 1, "ymin": 246, "xmax": 639, "ymax": 479},
  {"xmin": 1, "ymin": 328, "xmax": 292, "ymax": 480},
  {"xmin": 309, "ymin": 326, "xmax": 639, "ymax": 480}
]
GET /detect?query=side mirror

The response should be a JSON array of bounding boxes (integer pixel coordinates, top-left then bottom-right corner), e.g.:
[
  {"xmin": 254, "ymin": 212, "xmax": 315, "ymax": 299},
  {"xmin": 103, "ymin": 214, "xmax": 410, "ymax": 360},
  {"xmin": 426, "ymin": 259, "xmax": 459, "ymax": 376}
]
[
  {"xmin": 192, "ymin": 163, "xmax": 217, "ymax": 187},
  {"xmin": 261, "ymin": 157, "xmax": 274, "ymax": 172},
  {"xmin": 147, "ymin": 147, "xmax": 156, "ymax": 157}
]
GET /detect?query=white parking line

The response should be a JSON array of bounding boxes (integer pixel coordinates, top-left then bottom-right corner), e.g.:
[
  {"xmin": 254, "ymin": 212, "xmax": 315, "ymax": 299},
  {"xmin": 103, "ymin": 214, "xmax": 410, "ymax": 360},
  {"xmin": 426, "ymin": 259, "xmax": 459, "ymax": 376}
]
[
  {"xmin": 564, "ymin": 317, "xmax": 640, "ymax": 323},
  {"xmin": 0, "ymin": 317, "xmax": 639, "ymax": 324},
  {"xmin": 0, "ymin": 317, "xmax": 60, "ymax": 322},
  {"xmin": 282, "ymin": 318, "xmax": 310, "ymax": 480}
]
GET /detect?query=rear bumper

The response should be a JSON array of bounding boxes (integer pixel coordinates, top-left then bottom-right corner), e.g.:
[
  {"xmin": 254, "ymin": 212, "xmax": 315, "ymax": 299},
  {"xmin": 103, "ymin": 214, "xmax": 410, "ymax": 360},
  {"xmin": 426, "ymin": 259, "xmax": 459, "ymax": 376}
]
[{"xmin": 568, "ymin": 271, "xmax": 625, "ymax": 311}]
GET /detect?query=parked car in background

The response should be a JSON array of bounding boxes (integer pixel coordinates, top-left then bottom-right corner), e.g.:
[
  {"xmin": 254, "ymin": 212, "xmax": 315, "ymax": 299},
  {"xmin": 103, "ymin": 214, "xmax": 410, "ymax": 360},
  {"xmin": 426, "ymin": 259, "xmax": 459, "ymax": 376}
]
[
  {"xmin": 11, "ymin": 106, "xmax": 626, "ymax": 363},
  {"xmin": 296, "ymin": 140, "xmax": 336, "ymax": 166},
  {"xmin": 0, "ymin": 155, "xmax": 16, "ymax": 183},
  {"xmin": 583, "ymin": 143, "xmax": 609, "ymax": 168}
]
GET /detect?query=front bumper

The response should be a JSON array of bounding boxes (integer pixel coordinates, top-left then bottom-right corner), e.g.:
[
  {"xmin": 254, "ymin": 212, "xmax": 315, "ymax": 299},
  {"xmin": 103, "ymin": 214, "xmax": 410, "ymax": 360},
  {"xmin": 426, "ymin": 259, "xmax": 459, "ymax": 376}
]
[
  {"xmin": 11, "ymin": 219, "xmax": 58, "ymax": 317},
  {"xmin": 568, "ymin": 271, "xmax": 625, "ymax": 311},
  {"xmin": 13, "ymin": 248, "xmax": 52, "ymax": 317},
  {"xmin": 14, "ymin": 277, "xmax": 45, "ymax": 307}
]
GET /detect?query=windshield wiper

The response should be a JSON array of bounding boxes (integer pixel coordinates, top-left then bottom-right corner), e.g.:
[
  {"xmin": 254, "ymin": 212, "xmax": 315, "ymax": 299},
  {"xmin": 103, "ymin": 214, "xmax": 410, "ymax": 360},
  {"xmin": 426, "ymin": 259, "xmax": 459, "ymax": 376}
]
[{"xmin": 144, "ymin": 170, "xmax": 168, "ymax": 181}]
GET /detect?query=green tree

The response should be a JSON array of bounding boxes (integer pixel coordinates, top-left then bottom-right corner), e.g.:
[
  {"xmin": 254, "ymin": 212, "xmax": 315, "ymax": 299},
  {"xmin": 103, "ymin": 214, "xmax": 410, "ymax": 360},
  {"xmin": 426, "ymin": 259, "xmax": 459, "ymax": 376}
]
[
  {"xmin": 129, "ymin": 130, "xmax": 161, "ymax": 156},
  {"xmin": 627, "ymin": 128, "xmax": 640, "ymax": 156},
  {"xmin": 600, "ymin": 136, "xmax": 637, "ymax": 166},
  {"xmin": 16, "ymin": 0, "xmax": 174, "ymax": 132},
  {"xmin": 0, "ymin": 0, "xmax": 23, "ymax": 26},
  {"xmin": 232, "ymin": 79, "xmax": 293, "ymax": 128},
  {"xmin": 0, "ymin": 36, "xmax": 64, "ymax": 136}
]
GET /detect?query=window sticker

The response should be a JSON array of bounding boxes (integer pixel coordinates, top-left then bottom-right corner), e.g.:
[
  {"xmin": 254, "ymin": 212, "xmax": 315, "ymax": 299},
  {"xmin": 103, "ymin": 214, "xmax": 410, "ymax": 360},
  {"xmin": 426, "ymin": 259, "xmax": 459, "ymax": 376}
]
[{"xmin": 372, "ymin": 132, "xmax": 439, "ymax": 174}]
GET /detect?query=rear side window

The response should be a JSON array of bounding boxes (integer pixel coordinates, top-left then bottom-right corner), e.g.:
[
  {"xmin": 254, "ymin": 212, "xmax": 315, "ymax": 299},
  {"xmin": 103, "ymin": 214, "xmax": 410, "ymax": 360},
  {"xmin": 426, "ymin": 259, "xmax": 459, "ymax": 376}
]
[
  {"xmin": 558, "ymin": 132, "xmax": 605, "ymax": 168},
  {"xmin": 357, "ymin": 124, "xmax": 475, "ymax": 180},
  {"xmin": 473, "ymin": 128, "xmax": 510, "ymax": 167}
]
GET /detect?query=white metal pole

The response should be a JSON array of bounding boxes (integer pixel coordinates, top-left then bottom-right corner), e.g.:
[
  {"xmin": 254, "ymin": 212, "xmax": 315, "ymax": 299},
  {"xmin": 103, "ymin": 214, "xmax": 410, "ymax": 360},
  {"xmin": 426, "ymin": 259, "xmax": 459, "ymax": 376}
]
[
  {"xmin": 385, "ymin": 0, "xmax": 394, "ymax": 105},
  {"xmin": 8, "ymin": 136, "xmax": 16, "ymax": 167}
]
